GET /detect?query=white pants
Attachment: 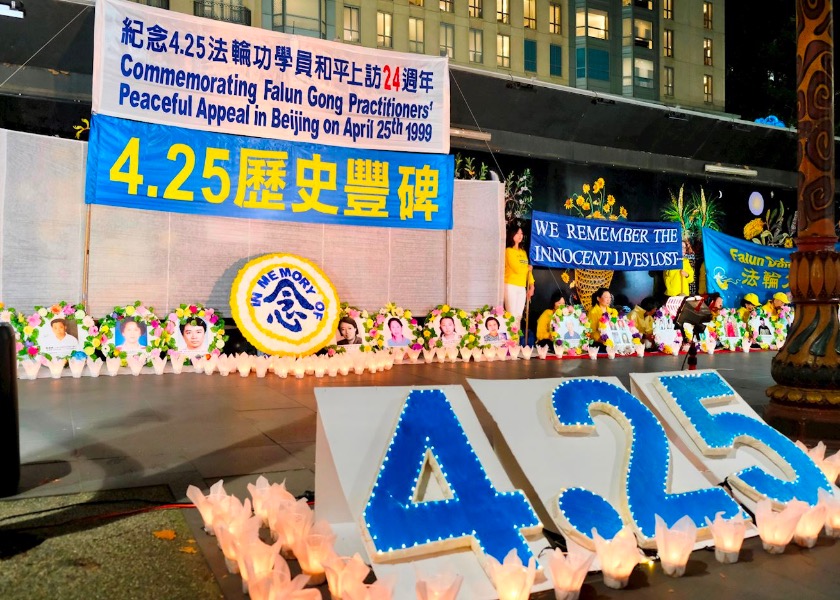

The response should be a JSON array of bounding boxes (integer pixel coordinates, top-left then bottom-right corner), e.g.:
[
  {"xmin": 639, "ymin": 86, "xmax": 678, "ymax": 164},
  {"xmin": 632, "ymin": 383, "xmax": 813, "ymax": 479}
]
[{"xmin": 504, "ymin": 284, "xmax": 527, "ymax": 322}]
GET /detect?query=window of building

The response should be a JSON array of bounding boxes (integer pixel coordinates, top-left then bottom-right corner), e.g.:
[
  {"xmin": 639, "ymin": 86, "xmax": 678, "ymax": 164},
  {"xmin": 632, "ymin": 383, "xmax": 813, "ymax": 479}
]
[
  {"xmin": 664, "ymin": 28, "xmax": 673, "ymax": 57},
  {"xmin": 343, "ymin": 6, "xmax": 360, "ymax": 43},
  {"xmin": 377, "ymin": 12, "xmax": 393, "ymax": 48},
  {"xmin": 664, "ymin": 66, "xmax": 674, "ymax": 96},
  {"xmin": 704, "ymin": 74, "xmax": 713, "ymax": 103},
  {"xmin": 624, "ymin": 0, "xmax": 652, "ymax": 7},
  {"xmin": 272, "ymin": 0, "xmax": 321, "ymax": 37},
  {"xmin": 497, "ymin": 33, "xmax": 511, "ymax": 67},
  {"xmin": 634, "ymin": 19, "xmax": 653, "ymax": 49},
  {"xmin": 622, "ymin": 56, "xmax": 632, "ymax": 86},
  {"xmin": 469, "ymin": 28, "xmax": 484, "ymax": 63},
  {"xmin": 440, "ymin": 0, "xmax": 453, "ymax": 12},
  {"xmin": 577, "ymin": 47, "xmax": 609, "ymax": 80},
  {"xmin": 550, "ymin": 44, "xmax": 562, "ymax": 76},
  {"xmin": 440, "ymin": 23, "xmax": 455, "ymax": 58},
  {"xmin": 703, "ymin": 38, "xmax": 713, "ymax": 65},
  {"xmin": 576, "ymin": 9, "xmax": 609, "ymax": 39},
  {"xmin": 634, "ymin": 57, "xmax": 654, "ymax": 88},
  {"xmin": 664, "ymin": 0, "xmax": 673, "ymax": 19},
  {"xmin": 549, "ymin": 3, "xmax": 562, "ymax": 34},
  {"xmin": 469, "ymin": 0, "xmax": 483, "ymax": 18},
  {"xmin": 410, "ymin": 0, "xmax": 424, "ymax": 6},
  {"xmin": 524, "ymin": 0, "xmax": 536, "ymax": 29},
  {"xmin": 409, "ymin": 17, "xmax": 425, "ymax": 53},
  {"xmin": 524, "ymin": 39, "xmax": 537, "ymax": 71},
  {"xmin": 497, "ymin": 0, "xmax": 510, "ymax": 24},
  {"xmin": 703, "ymin": 2, "xmax": 713, "ymax": 29}
]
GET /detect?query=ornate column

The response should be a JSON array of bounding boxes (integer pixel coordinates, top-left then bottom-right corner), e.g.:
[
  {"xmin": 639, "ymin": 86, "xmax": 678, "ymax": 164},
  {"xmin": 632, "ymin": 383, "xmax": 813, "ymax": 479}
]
[{"xmin": 766, "ymin": 0, "xmax": 840, "ymax": 440}]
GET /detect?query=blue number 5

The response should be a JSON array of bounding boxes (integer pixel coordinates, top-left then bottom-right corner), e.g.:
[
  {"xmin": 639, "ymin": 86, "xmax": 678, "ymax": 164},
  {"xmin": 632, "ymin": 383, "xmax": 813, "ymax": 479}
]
[
  {"xmin": 656, "ymin": 373, "xmax": 831, "ymax": 506},
  {"xmin": 551, "ymin": 379, "xmax": 742, "ymax": 548}
]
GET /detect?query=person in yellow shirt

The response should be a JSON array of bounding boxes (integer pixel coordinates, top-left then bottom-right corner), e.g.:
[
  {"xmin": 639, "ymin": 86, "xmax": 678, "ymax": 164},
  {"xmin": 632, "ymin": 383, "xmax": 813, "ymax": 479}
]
[
  {"xmin": 738, "ymin": 293, "xmax": 759, "ymax": 323},
  {"xmin": 536, "ymin": 291, "xmax": 566, "ymax": 348},
  {"xmin": 588, "ymin": 287, "xmax": 618, "ymax": 345},
  {"xmin": 504, "ymin": 225, "xmax": 535, "ymax": 324},
  {"xmin": 627, "ymin": 297, "xmax": 658, "ymax": 348},
  {"xmin": 762, "ymin": 292, "xmax": 789, "ymax": 318},
  {"xmin": 664, "ymin": 240, "xmax": 695, "ymax": 297}
]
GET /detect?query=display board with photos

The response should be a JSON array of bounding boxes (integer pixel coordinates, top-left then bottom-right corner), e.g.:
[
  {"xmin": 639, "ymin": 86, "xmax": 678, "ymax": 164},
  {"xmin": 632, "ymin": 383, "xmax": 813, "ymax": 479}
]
[
  {"xmin": 706, "ymin": 308, "xmax": 748, "ymax": 351},
  {"xmin": 422, "ymin": 305, "xmax": 471, "ymax": 350},
  {"xmin": 98, "ymin": 302, "xmax": 167, "ymax": 359},
  {"xmin": 549, "ymin": 304, "xmax": 591, "ymax": 352},
  {"xmin": 332, "ymin": 305, "xmax": 373, "ymax": 351},
  {"xmin": 605, "ymin": 317, "xmax": 638, "ymax": 355},
  {"xmin": 472, "ymin": 306, "xmax": 518, "ymax": 348},
  {"xmin": 378, "ymin": 304, "xmax": 420, "ymax": 351},
  {"xmin": 167, "ymin": 303, "xmax": 227, "ymax": 358},
  {"xmin": 15, "ymin": 303, "xmax": 93, "ymax": 360}
]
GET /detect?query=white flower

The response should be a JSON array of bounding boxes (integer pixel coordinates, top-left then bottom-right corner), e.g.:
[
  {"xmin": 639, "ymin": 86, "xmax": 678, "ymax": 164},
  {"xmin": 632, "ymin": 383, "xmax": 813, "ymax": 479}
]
[
  {"xmin": 216, "ymin": 339, "xmax": 225, "ymax": 349},
  {"xmin": 82, "ymin": 315, "xmax": 95, "ymax": 328},
  {"xmin": 74, "ymin": 309, "xmax": 85, "ymax": 320},
  {"xmin": 38, "ymin": 307, "xmax": 48, "ymax": 317},
  {"xmin": 0, "ymin": 310, "xmax": 10, "ymax": 323}
]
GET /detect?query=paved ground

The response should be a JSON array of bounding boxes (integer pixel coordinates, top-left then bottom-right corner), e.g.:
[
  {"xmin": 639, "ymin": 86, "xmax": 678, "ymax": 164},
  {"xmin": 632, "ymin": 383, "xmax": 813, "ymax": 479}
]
[{"xmin": 4, "ymin": 351, "xmax": 839, "ymax": 599}]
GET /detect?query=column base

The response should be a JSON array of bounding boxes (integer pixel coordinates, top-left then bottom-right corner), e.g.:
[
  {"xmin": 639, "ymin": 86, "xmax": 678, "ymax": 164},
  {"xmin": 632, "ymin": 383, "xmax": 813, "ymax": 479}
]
[{"xmin": 764, "ymin": 394, "xmax": 840, "ymax": 447}]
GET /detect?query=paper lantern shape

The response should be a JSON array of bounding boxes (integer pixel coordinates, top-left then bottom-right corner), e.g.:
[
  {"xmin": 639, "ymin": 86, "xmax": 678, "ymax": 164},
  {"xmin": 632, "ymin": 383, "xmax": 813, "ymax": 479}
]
[
  {"xmin": 415, "ymin": 571, "xmax": 463, "ymax": 600},
  {"xmin": 654, "ymin": 514, "xmax": 696, "ymax": 577},
  {"xmin": 704, "ymin": 511, "xmax": 746, "ymax": 563},
  {"xmin": 486, "ymin": 549, "xmax": 537, "ymax": 600},
  {"xmin": 324, "ymin": 554, "xmax": 371, "ymax": 600},
  {"xmin": 754, "ymin": 498, "xmax": 809, "ymax": 553},
  {"xmin": 793, "ymin": 502, "xmax": 826, "ymax": 548},
  {"xmin": 546, "ymin": 545, "xmax": 594, "ymax": 600},
  {"xmin": 592, "ymin": 526, "xmax": 639, "ymax": 589}
]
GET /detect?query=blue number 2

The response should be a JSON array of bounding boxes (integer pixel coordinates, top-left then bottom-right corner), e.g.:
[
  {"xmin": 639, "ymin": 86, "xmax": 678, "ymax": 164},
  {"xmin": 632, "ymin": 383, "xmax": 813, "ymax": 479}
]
[
  {"xmin": 551, "ymin": 379, "xmax": 742, "ymax": 548},
  {"xmin": 363, "ymin": 389, "xmax": 541, "ymax": 566},
  {"xmin": 656, "ymin": 372, "xmax": 832, "ymax": 506}
]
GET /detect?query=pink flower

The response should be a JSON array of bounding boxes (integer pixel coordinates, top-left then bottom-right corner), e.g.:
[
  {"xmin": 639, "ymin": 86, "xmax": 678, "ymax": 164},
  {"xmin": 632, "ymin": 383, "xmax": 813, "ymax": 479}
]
[
  {"xmin": 27, "ymin": 314, "xmax": 41, "ymax": 326},
  {"xmin": 469, "ymin": 325, "xmax": 477, "ymax": 333},
  {"xmin": 410, "ymin": 319, "xmax": 417, "ymax": 325},
  {"xmin": 189, "ymin": 305, "xmax": 198, "ymax": 314},
  {"xmin": 209, "ymin": 314, "xmax": 219, "ymax": 324},
  {"xmin": 15, "ymin": 342, "xmax": 23, "ymax": 353},
  {"xmin": 211, "ymin": 348, "xmax": 221, "ymax": 357},
  {"xmin": 63, "ymin": 305, "xmax": 75, "ymax": 315},
  {"xmin": 100, "ymin": 335, "xmax": 108, "ymax": 344},
  {"xmin": 151, "ymin": 320, "xmax": 160, "ymax": 329},
  {"xmin": 510, "ymin": 326, "xmax": 519, "ymax": 333},
  {"xmin": 205, "ymin": 308, "xmax": 215, "ymax": 315},
  {"xmin": 27, "ymin": 346, "xmax": 38, "ymax": 356},
  {"xmin": 89, "ymin": 326, "xmax": 99, "ymax": 336},
  {"xmin": 432, "ymin": 309, "xmax": 441, "ymax": 317},
  {"xmin": 348, "ymin": 309, "xmax": 360, "ymax": 318},
  {"xmin": 165, "ymin": 321, "xmax": 176, "ymax": 334},
  {"xmin": 154, "ymin": 327, "xmax": 163, "ymax": 337},
  {"xmin": 136, "ymin": 306, "xmax": 150, "ymax": 317},
  {"xmin": 376, "ymin": 315, "xmax": 385, "ymax": 325},
  {"xmin": 370, "ymin": 329, "xmax": 378, "ymax": 337},
  {"xmin": 327, "ymin": 348, "xmax": 336, "ymax": 357},
  {"xmin": 493, "ymin": 306, "xmax": 504, "ymax": 316}
]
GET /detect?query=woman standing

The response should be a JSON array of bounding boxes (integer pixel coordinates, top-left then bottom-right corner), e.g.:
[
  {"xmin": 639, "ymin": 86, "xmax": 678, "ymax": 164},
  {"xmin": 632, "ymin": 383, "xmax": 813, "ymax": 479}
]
[{"xmin": 504, "ymin": 225, "xmax": 535, "ymax": 327}]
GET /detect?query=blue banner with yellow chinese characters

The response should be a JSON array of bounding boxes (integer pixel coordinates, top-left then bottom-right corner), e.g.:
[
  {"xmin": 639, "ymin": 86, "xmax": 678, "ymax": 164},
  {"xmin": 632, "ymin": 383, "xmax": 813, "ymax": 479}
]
[
  {"xmin": 85, "ymin": 114, "xmax": 454, "ymax": 229},
  {"xmin": 702, "ymin": 228, "xmax": 791, "ymax": 306}
]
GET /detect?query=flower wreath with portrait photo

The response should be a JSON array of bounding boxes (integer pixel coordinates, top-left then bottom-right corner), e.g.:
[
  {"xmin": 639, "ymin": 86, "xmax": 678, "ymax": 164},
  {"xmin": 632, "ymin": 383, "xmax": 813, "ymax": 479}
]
[
  {"xmin": 705, "ymin": 308, "xmax": 748, "ymax": 351},
  {"xmin": 471, "ymin": 305, "xmax": 519, "ymax": 350},
  {"xmin": 748, "ymin": 306, "xmax": 787, "ymax": 350},
  {"xmin": 595, "ymin": 306, "xmax": 621, "ymax": 349},
  {"xmin": 166, "ymin": 303, "xmax": 227, "ymax": 361},
  {"xmin": 21, "ymin": 302, "xmax": 95, "ymax": 361},
  {"xmin": 420, "ymin": 304, "xmax": 472, "ymax": 350},
  {"xmin": 549, "ymin": 304, "xmax": 591, "ymax": 354},
  {"xmin": 327, "ymin": 303, "xmax": 374, "ymax": 354},
  {"xmin": 375, "ymin": 303, "xmax": 421, "ymax": 351},
  {"xmin": 2, "ymin": 307, "xmax": 39, "ymax": 362},
  {"xmin": 652, "ymin": 309, "xmax": 683, "ymax": 353},
  {"xmin": 96, "ymin": 302, "xmax": 169, "ymax": 360}
]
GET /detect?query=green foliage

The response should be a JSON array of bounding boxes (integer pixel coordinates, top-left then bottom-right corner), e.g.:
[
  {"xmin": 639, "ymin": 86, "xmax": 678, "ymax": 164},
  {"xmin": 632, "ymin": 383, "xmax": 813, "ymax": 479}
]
[
  {"xmin": 661, "ymin": 185, "xmax": 724, "ymax": 243},
  {"xmin": 454, "ymin": 153, "xmax": 489, "ymax": 180},
  {"xmin": 504, "ymin": 168, "xmax": 533, "ymax": 223}
]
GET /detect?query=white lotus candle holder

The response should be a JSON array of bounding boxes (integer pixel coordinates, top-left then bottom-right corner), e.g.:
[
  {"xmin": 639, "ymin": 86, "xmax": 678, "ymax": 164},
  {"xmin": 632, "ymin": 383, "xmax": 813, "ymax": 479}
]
[
  {"xmin": 201, "ymin": 355, "xmax": 217, "ymax": 375},
  {"xmin": 105, "ymin": 356, "xmax": 121, "ymax": 376},
  {"xmin": 69, "ymin": 358, "xmax": 86, "ymax": 378},
  {"xmin": 537, "ymin": 345, "xmax": 549, "ymax": 360},
  {"xmin": 472, "ymin": 349, "xmax": 483, "ymax": 362},
  {"xmin": 338, "ymin": 358, "xmax": 351, "ymax": 376},
  {"xmin": 445, "ymin": 346, "xmax": 459, "ymax": 362},
  {"xmin": 592, "ymin": 526, "xmax": 640, "ymax": 589},
  {"xmin": 254, "ymin": 356, "xmax": 270, "ymax": 377},
  {"xmin": 432, "ymin": 347, "xmax": 444, "ymax": 363},
  {"xmin": 314, "ymin": 360, "xmax": 327, "ymax": 378},
  {"xmin": 342, "ymin": 576, "xmax": 396, "ymax": 600},
  {"xmin": 293, "ymin": 520, "xmax": 337, "ymax": 585},
  {"xmin": 21, "ymin": 359, "xmax": 41, "ymax": 380},
  {"xmin": 238, "ymin": 536, "xmax": 282, "ymax": 594},
  {"xmin": 606, "ymin": 346, "xmax": 617, "ymax": 360},
  {"xmin": 186, "ymin": 480, "xmax": 229, "ymax": 535},
  {"xmin": 248, "ymin": 559, "xmax": 319, "ymax": 600},
  {"xmin": 324, "ymin": 554, "xmax": 371, "ymax": 600},
  {"xmin": 587, "ymin": 347, "xmax": 598, "ymax": 361},
  {"xmin": 151, "ymin": 354, "xmax": 167, "ymax": 375},
  {"xmin": 486, "ymin": 549, "xmax": 537, "ymax": 600},
  {"xmin": 46, "ymin": 357, "xmax": 66, "ymax": 379},
  {"xmin": 705, "ymin": 512, "xmax": 746, "ymax": 563},
  {"xmin": 191, "ymin": 355, "xmax": 205, "ymax": 373},
  {"xmin": 406, "ymin": 347, "xmax": 421, "ymax": 363},
  {"xmin": 215, "ymin": 512, "xmax": 261, "ymax": 575},
  {"xmin": 274, "ymin": 358, "xmax": 290, "ymax": 378},
  {"xmin": 793, "ymin": 502, "xmax": 826, "ymax": 548},
  {"xmin": 554, "ymin": 343, "xmax": 565, "ymax": 358},
  {"xmin": 170, "ymin": 354, "xmax": 185, "ymax": 374},
  {"xmin": 128, "ymin": 354, "xmax": 147, "ymax": 376},
  {"xmin": 422, "ymin": 348, "xmax": 435, "ymax": 363},
  {"xmin": 218, "ymin": 354, "xmax": 234, "ymax": 376},
  {"xmin": 818, "ymin": 488, "xmax": 840, "ymax": 537},
  {"xmin": 635, "ymin": 345, "xmax": 645, "ymax": 357},
  {"xmin": 415, "ymin": 571, "xmax": 463, "ymax": 600},
  {"xmin": 755, "ymin": 498, "xmax": 810, "ymax": 553},
  {"xmin": 795, "ymin": 440, "xmax": 840, "ymax": 484},
  {"xmin": 521, "ymin": 346, "xmax": 533, "ymax": 359},
  {"xmin": 367, "ymin": 357, "xmax": 378, "ymax": 374},
  {"xmin": 248, "ymin": 476, "xmax": 295, "ymax": 527},
  {"xmin": 274, "ymin": 498, "xmax": 315, "ymax": 559},
  {"xmin": 742, "ymin": 338, "xmax": 751, "ymax": 353},
  {"xmin": 509, "ymin": 345, "xmax": 521, "ymax": 360},
  {"xmin": 86, "ymin": 357, "xmax": 103, "ymax": 377},
  {"xmin": 706, "ymin": 342, "xmax": 715, "ymax": 355},
  {"xmin": 654, "ymin": 514, "xmax": 696, "ymax": 577},
  {"xmin": 546, "ymin": 545, "xmax": 594, "ymax": 600},
  {"xmin": 459, "ymin": 347, "xmax": 473, "ymax": 362},
  {"xmin": 484, "ymin": 346, "xmax": 497, "ymax": 361}
]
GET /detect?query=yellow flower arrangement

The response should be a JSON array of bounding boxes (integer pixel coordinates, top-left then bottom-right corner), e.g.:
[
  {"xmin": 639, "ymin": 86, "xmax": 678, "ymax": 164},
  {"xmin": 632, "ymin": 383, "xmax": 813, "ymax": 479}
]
[
  {"xmin": 743, "ymin": 218, "xmax": 765, "ymax": 240},
  {"xmin": 784, "ymin": 238, "xmax": 794, "ymax": 248},
  {"xmin": 565, "ymin": 178, "xmax": 629, "ymax": 222}
]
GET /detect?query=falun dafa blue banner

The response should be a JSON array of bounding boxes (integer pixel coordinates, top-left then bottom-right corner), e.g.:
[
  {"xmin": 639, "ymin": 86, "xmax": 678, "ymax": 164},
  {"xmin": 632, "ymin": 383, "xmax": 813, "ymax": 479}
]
[{"xmin": 85, "ymin": 114, "xmax": 454, "ymax": 229}]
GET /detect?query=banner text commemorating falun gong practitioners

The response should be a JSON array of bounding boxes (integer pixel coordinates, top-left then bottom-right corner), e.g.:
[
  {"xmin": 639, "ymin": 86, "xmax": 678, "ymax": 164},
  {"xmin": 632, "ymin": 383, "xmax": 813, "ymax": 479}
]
[
  {"xmin": 87, "ymin": 0, "xmax": 453, "ymax": 229},
  {"xmin": 529, "ymin": 211, "xmax": 683, "ymax": 270}
]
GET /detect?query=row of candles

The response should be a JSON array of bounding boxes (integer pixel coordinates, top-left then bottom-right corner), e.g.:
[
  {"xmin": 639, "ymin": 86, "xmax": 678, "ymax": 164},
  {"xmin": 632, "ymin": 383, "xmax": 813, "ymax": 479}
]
[
  {"xmin": 187, "ymin": 446, "xmax": 840, "ymax": 600},
  {"xmin": 16, "ymin": 341, "xmax": 638, "ymax": 381}
]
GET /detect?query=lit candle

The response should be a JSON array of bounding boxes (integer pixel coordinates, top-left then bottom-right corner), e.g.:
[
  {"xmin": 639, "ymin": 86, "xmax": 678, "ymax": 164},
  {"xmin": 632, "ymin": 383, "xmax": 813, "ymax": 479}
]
[
  {"xmin": 819, "ymin": 488, "xmax": 840, "ymax": 538},
  {"xmin": 415, "ymin": 571, "xmax": 463, "ymax": 600},
  {"xmin": 793, "ymin": 502, "xmax": 826, "ymax": 548},
  {"xmin": 537, "ymin": 345, "xmax": 549, "ymax": 360},
  {"xmin": 237, "ymin": 537, "xmax": 282, "ymax": 594},
  {"xmin": 521, "ymin": 346, "xmax": 534, "ymax": 360},
  {"xmin": 68, "ymin": 358, "xmax": 86, "ymax": 378},
  {"xmin": 654, "ymin": 514, "xmax": 696, "ymax": 577},
  {"xmin": 546, "ymin": 545, "xmax": 594, "ymax": 600},
  {"xmin": 459, "ymin": 347, "xmax": 473, "ymax": 362},
  {"xmin": 293, "ymin": 520, "xmax": 337, "ymax": 586},
  {"xmin": 795, "ymin": 440, "xmax": 840, "ymax": 484},
  {"xmin": 324, "ymin": 554, "xmax": 371, "ymax": 600},
  {"xmin": 592, "ymin": 526, "xmax": 640, "ymax": 589},
  {"xmin": 755, "ymin": 498, "xmax": 809, "ymax": 553},
  {"xmin": 486, "ymin": 549, "xmax": 537, "ymax": 600},
  {"xmin": 86, "ymin": 357, "xmax": 104, "ymax": 377},
  {"xmin": 186, "ymin": 480, "xmax": 228, "ymax": 535},
  {"xmin": 704, "ymin": 511, "xmax": 746, "ymax": 563}
]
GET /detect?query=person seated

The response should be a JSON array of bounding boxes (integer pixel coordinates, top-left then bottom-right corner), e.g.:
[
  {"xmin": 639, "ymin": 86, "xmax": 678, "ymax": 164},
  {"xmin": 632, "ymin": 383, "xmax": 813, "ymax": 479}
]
[
  {"xmin": 762, "ymin": 292, "xmax": 789, "ymax": 318},
  {"xmin": 536, "ymin": 291, "xmax": 566, "ymax": 348},
  {"xmin": 628, "ymin": 296, "xmax": 658, "ymax": 349},
  {"xmin": 738, "ymin": 293, "xmax": 759, "ymax": 323},
  {"xmin": 588, "ymin": 288, "xmax": 618, "ymax": 347}
]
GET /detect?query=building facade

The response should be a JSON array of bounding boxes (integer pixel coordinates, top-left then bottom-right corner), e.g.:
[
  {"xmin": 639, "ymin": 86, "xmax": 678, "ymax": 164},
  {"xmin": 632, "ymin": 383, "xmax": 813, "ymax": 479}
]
[{"xmin": 156, "ymin": 0, "xmax": 725, "ymax": 112}]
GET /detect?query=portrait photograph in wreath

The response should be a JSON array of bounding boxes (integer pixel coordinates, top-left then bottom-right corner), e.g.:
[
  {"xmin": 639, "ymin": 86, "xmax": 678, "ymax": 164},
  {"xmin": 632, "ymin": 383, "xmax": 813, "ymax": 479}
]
[
  {"xmin": 38, "ymin": 317, "xmax": 85, "ymax": 358},
  {"xmin": 335, "ymin": 315, "xmax": 366, "ymax": 348},
  {"xmin": 175, "ymin": 317, "xmax": 211, "ymax": 355},
  {"xmin": 431, "ymin": 313, "xmax": 466, "ymax": 348}
]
